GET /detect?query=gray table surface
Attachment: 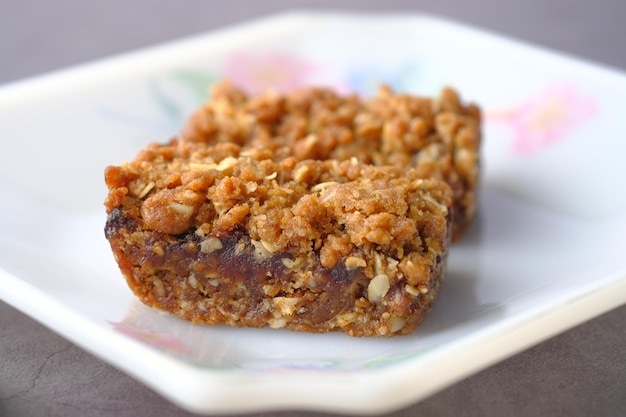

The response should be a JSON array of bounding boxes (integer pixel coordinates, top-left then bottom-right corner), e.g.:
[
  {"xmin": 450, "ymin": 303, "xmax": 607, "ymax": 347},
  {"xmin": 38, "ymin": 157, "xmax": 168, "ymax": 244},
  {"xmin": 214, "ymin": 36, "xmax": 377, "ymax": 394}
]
[{"xmin": 1, "ymin": 1, "xmax": 625, "ymax": 416}]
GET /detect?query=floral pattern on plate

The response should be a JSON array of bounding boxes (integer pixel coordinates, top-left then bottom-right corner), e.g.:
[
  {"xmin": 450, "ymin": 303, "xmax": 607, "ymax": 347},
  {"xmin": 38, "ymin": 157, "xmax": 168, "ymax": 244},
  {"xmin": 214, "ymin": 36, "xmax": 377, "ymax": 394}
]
[{"xmin": 487, "ymin": 83, "xmax": 597, "ymax": 155}]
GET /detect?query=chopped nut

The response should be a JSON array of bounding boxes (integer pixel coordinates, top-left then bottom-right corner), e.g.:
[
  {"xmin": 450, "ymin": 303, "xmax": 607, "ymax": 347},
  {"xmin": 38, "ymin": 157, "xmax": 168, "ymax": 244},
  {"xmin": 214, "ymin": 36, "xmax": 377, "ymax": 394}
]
[
  {"xmin": 216, "ymin": 156, "xmax": 238, "ymax": 171},
  {"xmin": 200, "ymin": 237, "xmax": 223, "ymax": 254},
  {"xmin": 245, "ymin": 181, "xmax": 258, "ymax": 193},
  {"xmin": 251, "ymin": 239, "xmax": 272, "ymax": 261},
  {"xmin": 373, "ymin": 252, "xmax": 383, "ymax": 276},
  {"xmin": 405, "ymin": 285, "xmax": 420, "ymax": 296},
  {"xmin": 411, "ymin": 179, "xmax": 425, "ymax": 189},
  {"xmin": 385, "ymin": 257, "xmax": 400, "ymax": 277},
  {"xmin": 421, "ymin": 193, "xmax": 449, "ymax": 214},
  {"xmin": 263, "ymin": 284, "xmax": 280, "ymax": 297},
  {"xmin": 293, "ymin": 165, "xmax": 310, "ymax": 182},
  {"xmin": 389, "ymin": 316, "xmax": 406, "ymax": 333},
  {"xmin": 344, "ymin": 256, "xmax": 367, "ymax": 270},
  {"xmin": 153, "ymin": 278, "xmax": 165, "ymax": 297},
  {"xmin": 336, "ymin": 311, "xmax": 358, "ymax": 326},
  {"xmin": 137, "ymin": 181, "xmax": 155, "ymax": 199},
  {"xmin": 273, "ymin": 297, "xmax": 298, "ymax": 316},
  {"xmin": 183, "ymin": 190, "xmax": 198, "ymax": 200},
  {"xmin": 281, "ymin": 258, "xmax": 296, "ymax": 269},
  {"xmin": 367, "ymin": 274, "xmax": 390, "ymax": 303},
  {"xmin": 268, "ymin": 317, "xmax": 287, "ymax": 329},
  {"xmin": 169, "ymin": 202, "xmax": 194, "ymax": 216},
  {"xmin": 261, "ymin": 239, "xmax": 280, "ymax": 253},
  {"xmin": 300, "ymin": 134, "xmax": 317, "ymax": 154},
  {"xmin": 234, "ymin": 239, "xmax": 246, "ymax": 254},
  {"xmin": 311, "ymin": 181, "xmax": 338, "ymax": 193},
  {"xmin": 152, "ymin": 244, "xmax": 164, "ymax": 256},
  {"xmin": 189, "ymin": 162, "xmax": 218, "ymax": 171}
]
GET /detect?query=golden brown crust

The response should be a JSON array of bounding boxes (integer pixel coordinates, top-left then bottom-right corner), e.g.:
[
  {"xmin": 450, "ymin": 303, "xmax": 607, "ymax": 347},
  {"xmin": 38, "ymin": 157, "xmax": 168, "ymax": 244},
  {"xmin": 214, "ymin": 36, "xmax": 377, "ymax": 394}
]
[{"xmin": 180, "ymin": 82, "xmax": 481, "ymax": 240}]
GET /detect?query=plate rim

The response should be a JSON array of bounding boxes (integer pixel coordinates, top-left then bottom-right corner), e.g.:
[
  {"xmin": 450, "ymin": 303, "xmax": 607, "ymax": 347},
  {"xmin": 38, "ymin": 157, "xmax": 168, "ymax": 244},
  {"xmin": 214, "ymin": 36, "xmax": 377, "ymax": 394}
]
[{"xmin": 3, "ymin": 265, "xmax": 625, "ymax": 414}]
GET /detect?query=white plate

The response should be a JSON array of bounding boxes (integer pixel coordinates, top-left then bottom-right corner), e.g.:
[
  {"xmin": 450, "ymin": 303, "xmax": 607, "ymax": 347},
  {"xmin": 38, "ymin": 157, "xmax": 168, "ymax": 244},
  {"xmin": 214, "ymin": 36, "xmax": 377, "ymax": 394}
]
[{"xmin": 1, "ymin": 11, "xmax": 626, "ymax": 415}]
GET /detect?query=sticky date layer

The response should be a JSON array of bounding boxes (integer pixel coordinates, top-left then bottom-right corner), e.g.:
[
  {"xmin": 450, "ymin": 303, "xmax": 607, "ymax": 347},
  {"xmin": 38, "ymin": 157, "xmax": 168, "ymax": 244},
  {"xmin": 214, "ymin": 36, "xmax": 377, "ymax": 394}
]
[{"xmin": 106, "ymin": 206, "xmax": 446, "ymax": 337}]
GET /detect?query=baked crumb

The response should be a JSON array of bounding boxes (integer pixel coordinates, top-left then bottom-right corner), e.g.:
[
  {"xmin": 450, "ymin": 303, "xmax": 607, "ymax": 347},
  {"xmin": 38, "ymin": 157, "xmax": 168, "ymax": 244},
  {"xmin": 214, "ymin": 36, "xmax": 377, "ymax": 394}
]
[{"xmin": 181, "ymin": 81, "xmax": 481, "ymax": 240}]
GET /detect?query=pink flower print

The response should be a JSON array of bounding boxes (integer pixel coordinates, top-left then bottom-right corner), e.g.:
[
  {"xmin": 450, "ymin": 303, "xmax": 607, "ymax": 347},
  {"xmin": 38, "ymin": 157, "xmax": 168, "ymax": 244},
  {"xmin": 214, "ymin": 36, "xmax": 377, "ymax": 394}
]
[
  {"xmin": 223, "ymin": 52, "xmax": 318, "ymax": 94},
  {"xmin": 109, "ymin": 321, "xmax": 191, "ymax": 354},
  {"xmin": 488, "ymin": 84, "xmax": 597, "ymax": 155}
]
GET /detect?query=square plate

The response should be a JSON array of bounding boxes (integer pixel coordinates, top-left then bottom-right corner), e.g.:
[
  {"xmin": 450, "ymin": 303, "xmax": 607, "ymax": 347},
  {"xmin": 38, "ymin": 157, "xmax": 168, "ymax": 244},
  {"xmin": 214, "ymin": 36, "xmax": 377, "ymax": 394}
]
[{"xmin": 1, "ymin": 11, "xmax": 625, "ymax": 415}]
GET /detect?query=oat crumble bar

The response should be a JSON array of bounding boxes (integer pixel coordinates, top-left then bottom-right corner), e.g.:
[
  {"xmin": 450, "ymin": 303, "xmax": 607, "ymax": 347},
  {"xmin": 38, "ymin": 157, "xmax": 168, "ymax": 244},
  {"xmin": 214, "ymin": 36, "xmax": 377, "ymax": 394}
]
[{"xmin": 104, "ymin": 81, "xmax": 480, "ymax": 337}]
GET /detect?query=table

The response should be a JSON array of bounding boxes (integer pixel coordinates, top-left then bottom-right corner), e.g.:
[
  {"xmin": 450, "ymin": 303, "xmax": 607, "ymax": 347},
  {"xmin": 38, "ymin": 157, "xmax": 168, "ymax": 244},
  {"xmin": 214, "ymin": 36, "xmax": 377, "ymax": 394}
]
[{"xmin": 1, "ymin": 1, "xmax": 625, "ymax": 416}]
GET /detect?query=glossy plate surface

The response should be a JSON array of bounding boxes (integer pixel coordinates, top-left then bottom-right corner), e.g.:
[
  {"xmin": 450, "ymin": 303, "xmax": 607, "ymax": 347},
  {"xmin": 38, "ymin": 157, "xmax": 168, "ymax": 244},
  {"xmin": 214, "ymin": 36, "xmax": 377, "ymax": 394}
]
[{"xmin": 1, "ymin": 11, "xmax": 625, "ymax": 415}]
